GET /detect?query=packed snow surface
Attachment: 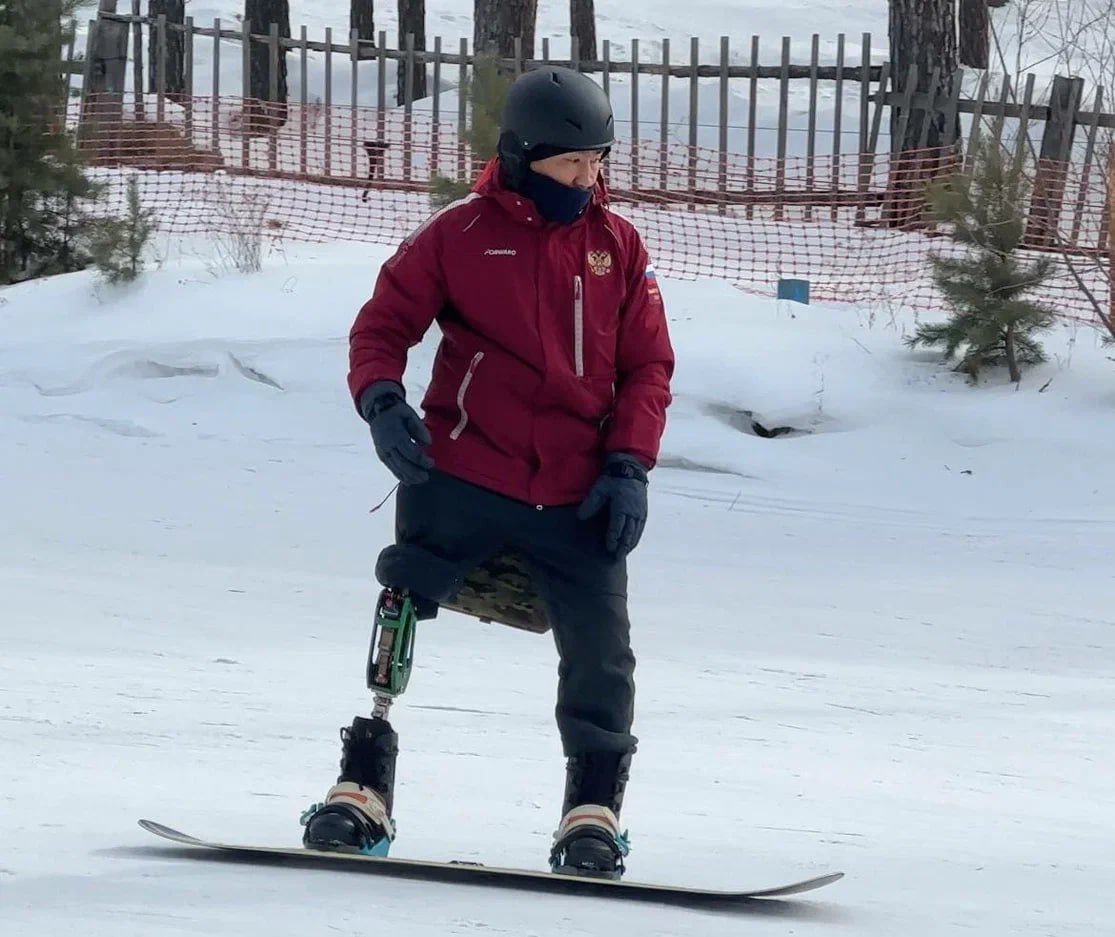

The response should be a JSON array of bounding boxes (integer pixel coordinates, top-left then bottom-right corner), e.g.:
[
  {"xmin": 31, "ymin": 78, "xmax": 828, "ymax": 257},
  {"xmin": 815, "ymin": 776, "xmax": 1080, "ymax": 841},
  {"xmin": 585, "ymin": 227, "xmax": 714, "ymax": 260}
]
[{"xmin": 2, "ymin": 228, "xmax": 1113, "ymax": 935}]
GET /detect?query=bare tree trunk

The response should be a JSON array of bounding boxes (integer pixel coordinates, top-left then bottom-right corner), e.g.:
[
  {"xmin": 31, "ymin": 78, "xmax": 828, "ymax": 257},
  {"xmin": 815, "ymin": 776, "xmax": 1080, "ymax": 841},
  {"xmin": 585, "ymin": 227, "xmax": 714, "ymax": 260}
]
[
  {"xmin": 147, "ymin": 0, "xmax": 185, "ymax": 100},
  {"xmin": 958, "ymin": 0, "xmax": 988, "ymax": 69},
  {"xmin": 886, "ymin": 0, "xmax": 959, "ymax": 228},
  {"xmin": 571, "ymin": 0, "xmax": 597, "ymax": 63},
  {"xmin": 244, "ymin": 0, "xmax": 290, "ymax": 129},
  {"xmin": 351, "ymin": 0, "xmax": 375, "ymax": 42},
  {"xmin": 1004, "ymin": 325, "xmax": 1020, "ymax": 383},
  {"xmin": 397, "ymin": 0, "xmax": 427, "ymax": 105},
  {"xmin": 888, "ymin": 0, "xmax": 957, "ymax": 152},
  {"xmin": 473, "ymin": 0, "xmax": 538, "ymax": 62},
  {"xmin": 85, "ymin": 0, "xmax": 129, "ymax": 123}
]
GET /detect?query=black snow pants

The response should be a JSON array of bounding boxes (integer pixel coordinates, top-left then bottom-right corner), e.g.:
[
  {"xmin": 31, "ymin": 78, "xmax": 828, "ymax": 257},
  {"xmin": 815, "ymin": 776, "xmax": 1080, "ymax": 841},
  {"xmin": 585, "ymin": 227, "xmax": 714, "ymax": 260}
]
[{"xmin": 377, "ymin": 469, "xmax": 637, "ymax": 756}]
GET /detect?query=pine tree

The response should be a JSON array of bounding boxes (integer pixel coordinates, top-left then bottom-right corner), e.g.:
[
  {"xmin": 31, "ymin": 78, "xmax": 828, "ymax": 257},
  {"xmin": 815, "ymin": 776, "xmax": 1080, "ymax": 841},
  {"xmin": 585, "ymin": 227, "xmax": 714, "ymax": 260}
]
[
  {"xmin": 906, "ymin": 142, "xmax": 1058, "ymax": 383},
  {"xmin": 429, "ymin": 56, "xmax": 510, "ymax": 207},
  {"xmin": 88, "ymin": 175, "xmax": 157, "ymax": 284},
  {"xmin": 0, "ymin": 0, "xmax": 99, "ymax": 284}
]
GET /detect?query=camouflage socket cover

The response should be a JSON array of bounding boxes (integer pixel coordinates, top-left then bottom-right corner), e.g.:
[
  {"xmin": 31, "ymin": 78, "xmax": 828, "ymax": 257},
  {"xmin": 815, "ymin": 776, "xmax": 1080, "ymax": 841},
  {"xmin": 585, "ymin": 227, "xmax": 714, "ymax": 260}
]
[{"xmin": 440, "ymin": 549, "xmax": 550, "ymax": 635}]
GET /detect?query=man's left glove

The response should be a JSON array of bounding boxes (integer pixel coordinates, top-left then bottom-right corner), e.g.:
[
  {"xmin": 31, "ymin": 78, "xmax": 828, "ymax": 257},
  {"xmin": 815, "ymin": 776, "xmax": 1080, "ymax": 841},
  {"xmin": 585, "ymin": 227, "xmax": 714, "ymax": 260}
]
[{"xmin": 576, "ymin": 453, "xmax": 650, "ymax": 558}]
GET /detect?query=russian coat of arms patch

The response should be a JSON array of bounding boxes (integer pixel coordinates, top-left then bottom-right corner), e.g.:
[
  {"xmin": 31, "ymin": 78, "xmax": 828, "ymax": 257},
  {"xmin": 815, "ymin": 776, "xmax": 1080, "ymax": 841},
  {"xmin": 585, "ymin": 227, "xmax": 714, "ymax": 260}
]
[{"xmin": 587, "ymin": 250, "xmax": 613, "ymax": 276}]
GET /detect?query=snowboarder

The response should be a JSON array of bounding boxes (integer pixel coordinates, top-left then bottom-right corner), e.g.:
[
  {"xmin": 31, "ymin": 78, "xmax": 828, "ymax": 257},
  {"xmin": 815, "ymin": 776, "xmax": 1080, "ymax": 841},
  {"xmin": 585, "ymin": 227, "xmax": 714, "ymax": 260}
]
[{"xmin": 301, "ymin": 65, "xmax": 674, "ymax": 879}]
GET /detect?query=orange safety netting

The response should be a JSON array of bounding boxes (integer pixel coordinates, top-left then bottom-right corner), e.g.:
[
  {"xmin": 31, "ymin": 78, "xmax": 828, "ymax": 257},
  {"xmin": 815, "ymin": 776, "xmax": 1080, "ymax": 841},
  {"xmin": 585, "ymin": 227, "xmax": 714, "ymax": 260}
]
[{"xmin": 73, "ymin": 95, "xmax": 1112, "ymax": 322}]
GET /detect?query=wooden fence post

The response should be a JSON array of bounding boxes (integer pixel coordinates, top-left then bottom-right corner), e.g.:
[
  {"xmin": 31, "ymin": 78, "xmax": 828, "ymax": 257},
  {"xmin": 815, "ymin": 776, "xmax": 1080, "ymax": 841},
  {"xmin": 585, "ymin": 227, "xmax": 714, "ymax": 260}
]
[
  {"xmin": 350, "ymin": 28, "xmax": 359, "ymax": 180},
  {"xmin": 268, "ymin": 21, "xmax": 279, "ymax": 171},
  {"xmin": 856, "ymin": 32, "xmax": 871, "ymax": 222},
  {"xmin": 156, "ymin": 13, "xmax": 167, "ymax": 124},
  {"xmin": 404, "ymin": 32, "xmax": 415, "ymax": 181},
  {"xmin": 299, "ymin": 24, "xmax": 307, "ymax": 176},
  {"xmin": 432, "ymin": 35, "xmax": 442, "ymax": 177},
  {"xmin": 324, "ymin": 26, "xmax": 332, "ymax": 177},
  {"xmin": 1107, "ymin": 146, "xmax": 1114, "ymax": 331},
  {"xmin": 1069, "ymin": 86, "xmax": 1104, "ymax": 245},
  {"xmin": 805, "ymin": 35, "xmax": 819, "ymax": 220},
  {"xmin": 746, "ymin": 35, "xmax": 758, "ymax": 219},
  {"xmin": 376, "ymin": 28, "xmax": 387, "ymax": 153},
  {"xmin": 211, "ymin": 18, "xmax": 220, "ymax": 154},
  {"xmin": 1027, "ymin": 74, "xmax": 1084, "ymax": 247},
  {"xmin": 831, "ymin": 33, "xmax": 845, "ymax": 221},
  {"xmin": 718, "ymin": 36, "xmax": 729, "ymax": 213},
  {"xmin": 131, "ymin": 0, "xmax": 144, "ymax": 120},
  {"xmin": 457, "ymin": 37, "xmax": 467, "ymax": 182},
  {"xmin": 184, "ymin": 17, "xmax": 194, "ymax": 140},
  {"xmin": 630, "ymin": 39, "xmax": 640, "ymax": 193},
  {"xmin": 240, "ymin": 17, "xmax": 249, "ymax": 169},
  {"xmin": 776, "ymin": 35, "xmax": 789, "ymax": 221},
  {"xmin": 688, "ymin": 36, "xmax": 700, "ymax": 210},
  {"xmin": 77, "ymin": 18, "xmax": 97, "ymax": 148},
  {"xmin": 660, "ymin": 37, "xmax": 670, "ymax": 196}
]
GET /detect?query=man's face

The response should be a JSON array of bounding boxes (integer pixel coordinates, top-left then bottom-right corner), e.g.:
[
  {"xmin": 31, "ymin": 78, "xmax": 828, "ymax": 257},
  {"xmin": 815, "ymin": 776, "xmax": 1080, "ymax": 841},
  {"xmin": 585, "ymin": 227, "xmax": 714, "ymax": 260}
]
[{"xmin": 529, "ymin": 149, "xmax": 606, "ymax": 189}]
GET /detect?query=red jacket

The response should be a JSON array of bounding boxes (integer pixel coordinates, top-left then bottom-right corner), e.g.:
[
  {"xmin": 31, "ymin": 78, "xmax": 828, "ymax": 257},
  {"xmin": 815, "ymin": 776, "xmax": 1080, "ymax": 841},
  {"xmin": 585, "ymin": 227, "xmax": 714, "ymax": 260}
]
[{"xmin": 348, "ymin": 159, "xmax": 674, "ymax": 506}]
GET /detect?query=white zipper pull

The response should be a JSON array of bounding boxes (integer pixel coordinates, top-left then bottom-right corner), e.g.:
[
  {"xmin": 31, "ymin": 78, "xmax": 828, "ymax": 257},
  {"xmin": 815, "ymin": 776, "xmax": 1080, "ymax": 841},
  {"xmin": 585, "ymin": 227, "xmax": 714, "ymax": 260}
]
[
  {"xmin": 449, "ymin": 352, "xmax": 485, "ymax": 440},
  {"xmin": 573, "ymin": 275, "xmax": 584, "ymax": 378}
]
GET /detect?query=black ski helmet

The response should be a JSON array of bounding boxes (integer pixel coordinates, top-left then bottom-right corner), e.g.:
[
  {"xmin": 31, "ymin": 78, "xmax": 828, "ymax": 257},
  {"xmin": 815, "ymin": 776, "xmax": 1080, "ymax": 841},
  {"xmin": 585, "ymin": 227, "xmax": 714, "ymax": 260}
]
[{"xmin": 497, "ymin": 66, "xmax": 615, "ymax": 188}]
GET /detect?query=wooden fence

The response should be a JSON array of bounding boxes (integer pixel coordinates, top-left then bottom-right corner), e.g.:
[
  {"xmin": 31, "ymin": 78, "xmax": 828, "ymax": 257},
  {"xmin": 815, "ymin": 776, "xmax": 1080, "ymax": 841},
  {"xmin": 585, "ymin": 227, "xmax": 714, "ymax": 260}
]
[{"xmin": 75, "ymin": 8, "xmax": 1113, "ymax": 255}]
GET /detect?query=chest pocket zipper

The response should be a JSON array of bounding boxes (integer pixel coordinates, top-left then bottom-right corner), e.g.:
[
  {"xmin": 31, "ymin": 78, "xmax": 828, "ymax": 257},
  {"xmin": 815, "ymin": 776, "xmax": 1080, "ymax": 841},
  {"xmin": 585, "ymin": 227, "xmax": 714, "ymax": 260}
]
[
  {"xmin": 450, "ymin": 352, "xmax": 485, "ymax": 440},
  {"xmin": 573, "ymin": 275, "xmax": 585, "ymax": 378}
]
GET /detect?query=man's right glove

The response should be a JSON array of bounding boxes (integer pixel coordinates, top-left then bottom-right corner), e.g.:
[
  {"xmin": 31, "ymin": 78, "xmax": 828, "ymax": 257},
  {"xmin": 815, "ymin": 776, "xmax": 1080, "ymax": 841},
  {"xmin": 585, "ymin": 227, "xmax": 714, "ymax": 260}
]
[{"xmin": 359, "ymin": 381, "xmax": 434, "ymax": 486}]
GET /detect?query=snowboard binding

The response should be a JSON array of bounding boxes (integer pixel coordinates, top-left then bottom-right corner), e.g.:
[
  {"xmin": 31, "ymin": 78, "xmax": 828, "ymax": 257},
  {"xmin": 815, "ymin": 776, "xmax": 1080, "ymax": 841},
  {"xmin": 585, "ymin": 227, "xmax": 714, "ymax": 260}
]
[
  {"xmin": 300, "ymin": 793, "xmax": 394, "ymax": 857},
  {"xmin": 550, "ymin": 823, "xmax": 631, "ymax": 880}
]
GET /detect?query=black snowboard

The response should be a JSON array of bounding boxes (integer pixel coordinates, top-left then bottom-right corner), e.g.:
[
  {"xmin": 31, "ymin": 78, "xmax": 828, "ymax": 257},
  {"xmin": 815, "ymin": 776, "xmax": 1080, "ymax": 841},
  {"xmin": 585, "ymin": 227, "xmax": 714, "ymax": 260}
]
[{"xmin": 138, "ymin": 820, "xmax": 843, "ymax": 908}]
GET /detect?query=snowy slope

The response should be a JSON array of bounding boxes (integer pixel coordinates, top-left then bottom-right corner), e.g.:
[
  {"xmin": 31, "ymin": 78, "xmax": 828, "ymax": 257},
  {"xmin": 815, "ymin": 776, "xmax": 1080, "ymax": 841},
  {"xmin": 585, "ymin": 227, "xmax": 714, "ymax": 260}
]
[{"xmin": 2, "ymin": 235, "xmax": 1113, "ymax": 936}]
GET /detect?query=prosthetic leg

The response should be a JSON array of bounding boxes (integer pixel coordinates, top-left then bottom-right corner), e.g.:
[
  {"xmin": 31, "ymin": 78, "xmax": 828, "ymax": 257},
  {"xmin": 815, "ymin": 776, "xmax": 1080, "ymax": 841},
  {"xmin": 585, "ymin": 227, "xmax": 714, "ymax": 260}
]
[{"xmin": 301, "ymin": 587, "xmax": 420, "ymax": 856}]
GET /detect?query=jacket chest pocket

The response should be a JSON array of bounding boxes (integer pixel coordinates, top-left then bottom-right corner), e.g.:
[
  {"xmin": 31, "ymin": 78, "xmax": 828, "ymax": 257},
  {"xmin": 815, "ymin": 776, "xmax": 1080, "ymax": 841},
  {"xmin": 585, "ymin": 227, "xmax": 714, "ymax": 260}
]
[
  {"xmin": 572, "ymin": 275, "xmax": 585, "ymax": 377},
  {"xmin": 571, "ymin": 274, "xmax": 621, "ymax": 377}
]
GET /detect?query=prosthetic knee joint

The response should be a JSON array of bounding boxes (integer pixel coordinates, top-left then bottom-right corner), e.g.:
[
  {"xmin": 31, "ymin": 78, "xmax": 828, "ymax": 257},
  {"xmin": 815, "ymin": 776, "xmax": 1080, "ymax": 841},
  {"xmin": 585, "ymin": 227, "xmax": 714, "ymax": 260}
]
[{"xmin": 366, "ymin": 587, "xmax": 422, "ymax": 719}]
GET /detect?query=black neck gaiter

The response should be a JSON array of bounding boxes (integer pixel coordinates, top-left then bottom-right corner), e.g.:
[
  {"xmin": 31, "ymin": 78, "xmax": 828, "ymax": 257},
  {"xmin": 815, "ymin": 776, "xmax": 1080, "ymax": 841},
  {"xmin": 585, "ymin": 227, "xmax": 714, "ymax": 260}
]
[{"xmin": 520, "ymin": 170, "xmax": 593, "ymax": 224}]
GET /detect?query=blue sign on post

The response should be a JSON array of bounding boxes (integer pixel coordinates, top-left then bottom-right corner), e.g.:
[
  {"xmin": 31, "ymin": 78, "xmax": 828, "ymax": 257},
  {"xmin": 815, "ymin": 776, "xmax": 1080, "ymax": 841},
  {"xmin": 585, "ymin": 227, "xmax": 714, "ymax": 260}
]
[{"xmin": 777, "ymin": 278, "xmax": 810, "ymax": 305}]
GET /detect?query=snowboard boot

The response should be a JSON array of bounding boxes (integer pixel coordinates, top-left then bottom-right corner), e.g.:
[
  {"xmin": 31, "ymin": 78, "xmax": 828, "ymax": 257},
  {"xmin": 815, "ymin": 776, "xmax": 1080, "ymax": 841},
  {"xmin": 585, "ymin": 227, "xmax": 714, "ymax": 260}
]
[
  {"xmin": 549, "ymin": 751, "xmax": 632, "ymax": 880},
  {"xmin": 301, "ymin": 715, "xmax": 398, "ymax": 855}
]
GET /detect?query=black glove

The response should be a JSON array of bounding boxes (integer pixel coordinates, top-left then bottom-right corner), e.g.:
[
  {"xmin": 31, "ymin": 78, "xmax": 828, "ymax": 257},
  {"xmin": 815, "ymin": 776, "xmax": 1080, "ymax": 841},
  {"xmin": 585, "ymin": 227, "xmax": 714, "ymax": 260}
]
[
  {"xmin": 576, "ymin": 453, "xmax": 649, "ymax": 557},
  {"xmin": 359, "ymin": 381, "xmax": 434, "ymax": 486}
]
